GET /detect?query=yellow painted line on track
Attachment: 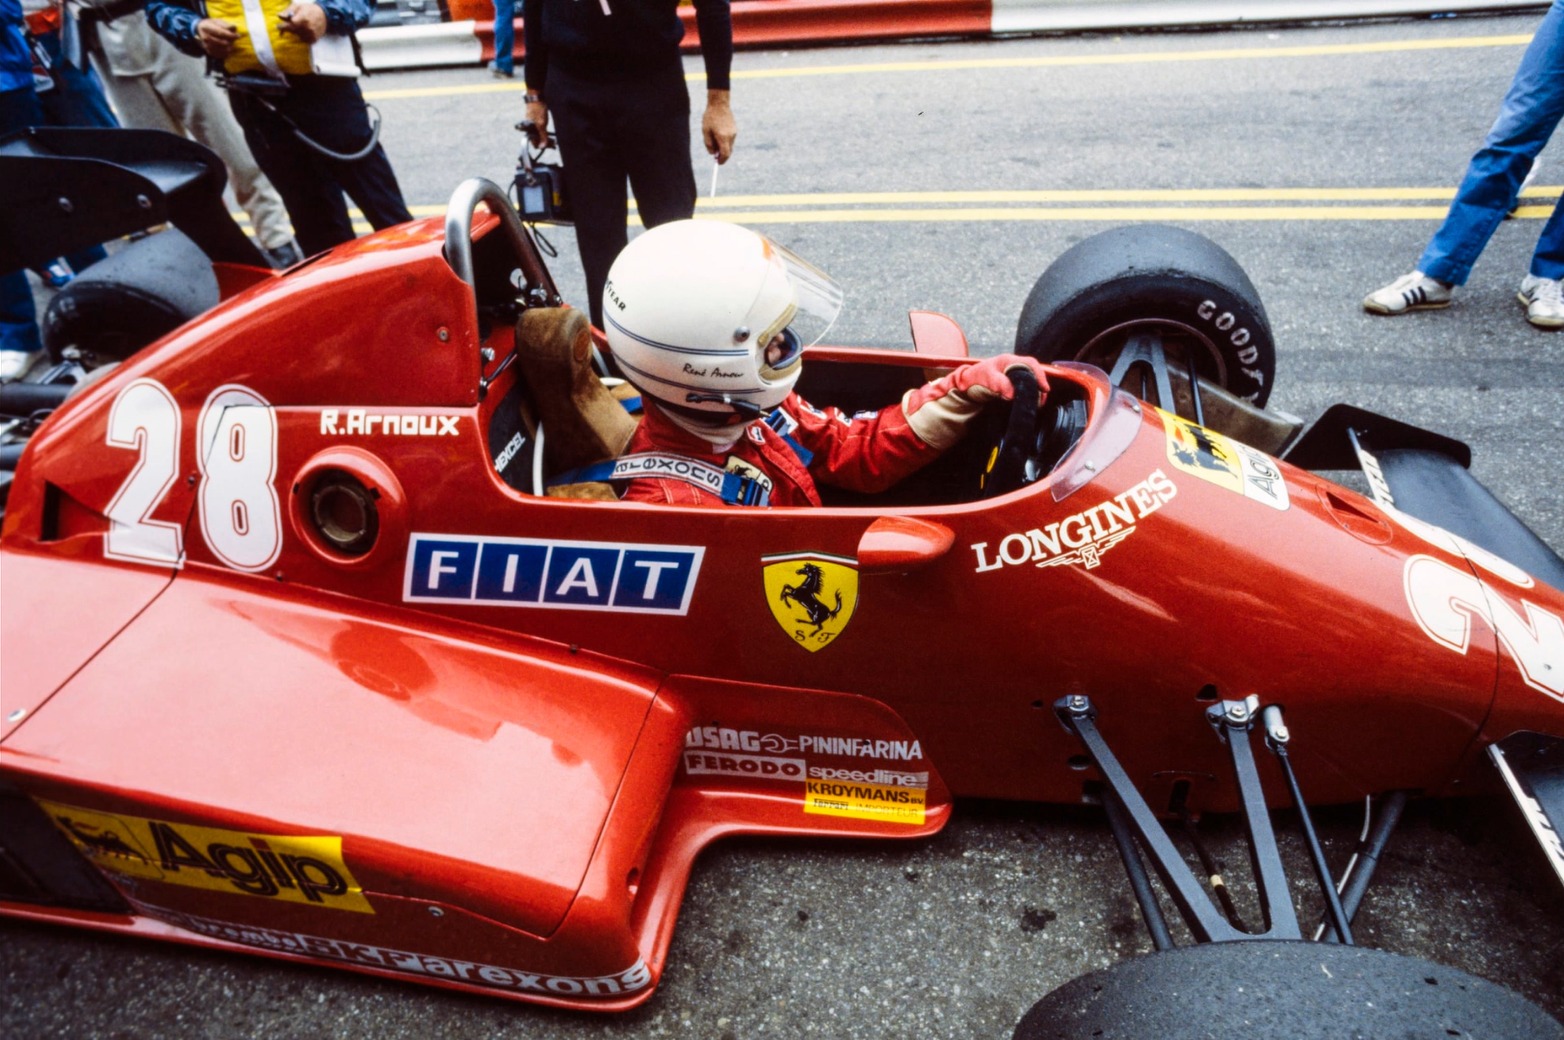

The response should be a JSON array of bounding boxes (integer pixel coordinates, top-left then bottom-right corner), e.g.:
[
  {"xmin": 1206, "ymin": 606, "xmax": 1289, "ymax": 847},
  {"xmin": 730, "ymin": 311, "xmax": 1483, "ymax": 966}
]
[
  {"xmin": 262, "ymin": 203, "xmax": 1560, "ymax": 235},
  {"xmin": 688, "ymin": 205, "xmax": 1461, "ymax": 223},
  {"xmin": 363, "ymin": 32, "xmax": 1532, "ymax": 100},
  {"xmin": 240, "ymin": 194, "xmax": 1561, "ymax": 228}
]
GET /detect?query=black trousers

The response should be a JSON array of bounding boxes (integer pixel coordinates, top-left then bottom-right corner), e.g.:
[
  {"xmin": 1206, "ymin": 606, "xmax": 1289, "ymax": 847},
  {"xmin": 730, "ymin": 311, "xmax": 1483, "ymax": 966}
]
[
  {"xmin": 229, "ymin": 75, "xmax": 413, "ymax": 257},
  {"xmin": 547, "ymin": 64, "xmax": 697, "ymax": 328}
]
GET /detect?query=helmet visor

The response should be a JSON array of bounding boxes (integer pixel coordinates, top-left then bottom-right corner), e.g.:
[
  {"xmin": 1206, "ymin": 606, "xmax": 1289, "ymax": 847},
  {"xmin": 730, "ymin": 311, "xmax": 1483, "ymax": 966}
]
[{"xmin": 765, "ymin": 236, "xmax": 843, "ymax": 348}]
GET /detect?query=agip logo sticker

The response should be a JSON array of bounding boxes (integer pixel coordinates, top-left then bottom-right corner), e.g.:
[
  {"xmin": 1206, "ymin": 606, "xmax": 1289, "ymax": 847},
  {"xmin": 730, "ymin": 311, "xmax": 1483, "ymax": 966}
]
[
  {"xmin": 39, "ymin": 801, "xmax": 373, "ymax": 913},
  {"xmin": 762, "ymin": 552, "xmax": 858, "ymax": 652},
  {"xmin": 1158, "ymin": 409, "xmax": 1289, "ymax": 511}
]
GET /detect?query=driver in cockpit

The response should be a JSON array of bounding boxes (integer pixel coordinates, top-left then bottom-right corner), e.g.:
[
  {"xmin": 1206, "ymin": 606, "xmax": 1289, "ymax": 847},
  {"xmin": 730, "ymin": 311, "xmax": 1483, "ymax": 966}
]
[{"xmin": 599, "ymin": 220, "xmax": 1050, "ymax": 506}]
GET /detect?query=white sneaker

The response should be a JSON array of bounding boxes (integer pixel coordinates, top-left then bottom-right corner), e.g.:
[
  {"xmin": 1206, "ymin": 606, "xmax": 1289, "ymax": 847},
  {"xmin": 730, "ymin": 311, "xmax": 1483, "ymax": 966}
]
[
  {"xmin": 1518, "ymin": 274, "xmax": 1564, "ymax": 329},
  {"xmin": 1363, "ymin": 271, "xmax": 1454, "ymax": 315},
  {"xmin": 0, "ymin": 349, "xmax": 41, "ymax": 382}
]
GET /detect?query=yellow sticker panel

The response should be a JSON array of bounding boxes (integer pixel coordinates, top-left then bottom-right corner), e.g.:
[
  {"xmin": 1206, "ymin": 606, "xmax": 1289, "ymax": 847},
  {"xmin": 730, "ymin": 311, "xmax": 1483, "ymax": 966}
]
[
  {"xmin": 804, "ymin": 780, "xmax": 926, "ymax": 825},
  {"xmin": 38, "ymin": 800, "xmax": 374, "ymax": 914},
  {"xmin": 763, "ymin": 553, "xmax": 859, "ymax": 652},
  {"xmin": 1158, "ymin": 408, "xmax": 1290, "ymax": 511}
]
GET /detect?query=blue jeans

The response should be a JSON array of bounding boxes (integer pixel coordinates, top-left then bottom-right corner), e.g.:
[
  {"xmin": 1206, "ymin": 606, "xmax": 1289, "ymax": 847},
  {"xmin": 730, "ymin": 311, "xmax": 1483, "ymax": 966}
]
[
  {"xmin": 491, "ymin": 0, "xmax": 515, "ymax": 75},
  {"xmin": 1420, "ymin": 0, "xmax": 1564, "ymax": 284}
]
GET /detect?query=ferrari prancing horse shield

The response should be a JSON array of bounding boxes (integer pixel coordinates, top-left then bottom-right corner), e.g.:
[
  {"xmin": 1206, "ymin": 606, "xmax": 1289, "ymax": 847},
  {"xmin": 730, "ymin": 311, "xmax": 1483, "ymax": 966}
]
[{"xmin": 762, "ymin": 552, "xmax": 859, "ymax": 652}]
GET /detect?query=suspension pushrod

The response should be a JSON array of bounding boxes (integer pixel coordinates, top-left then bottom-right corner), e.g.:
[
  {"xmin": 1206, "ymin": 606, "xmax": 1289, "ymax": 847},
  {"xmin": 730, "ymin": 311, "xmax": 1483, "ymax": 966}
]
[
  {"xmin": 1100, "ymin": 787, "xmax": 1176, "ymax": 951},
  {"xmin": 1057, "ymin": 697, "xmax": 1246, "ymax": 943}
]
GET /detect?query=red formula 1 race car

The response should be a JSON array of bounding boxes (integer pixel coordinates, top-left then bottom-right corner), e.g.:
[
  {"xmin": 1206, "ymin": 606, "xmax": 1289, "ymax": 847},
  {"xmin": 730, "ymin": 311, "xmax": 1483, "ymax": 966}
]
[{"xmin": 2, "ymin": 129, "xmax": 1563, "ymax": 1036}]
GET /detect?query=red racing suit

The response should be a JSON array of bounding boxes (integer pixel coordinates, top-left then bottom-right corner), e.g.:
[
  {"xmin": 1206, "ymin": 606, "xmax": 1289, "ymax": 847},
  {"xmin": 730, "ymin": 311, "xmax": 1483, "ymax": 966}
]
[
  {"xmin": 620, "ymin": 393, "xmax": 936, "ymax": 506},
  {"xmin": 618, "ymin": 354, "xmax": 1050, "ymax": 506}
]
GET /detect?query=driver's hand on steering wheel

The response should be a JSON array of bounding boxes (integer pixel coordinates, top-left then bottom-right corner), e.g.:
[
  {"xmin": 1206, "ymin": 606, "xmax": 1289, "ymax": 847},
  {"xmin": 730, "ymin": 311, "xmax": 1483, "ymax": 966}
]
[{"xmin": 902, "ymin": 354, "xmax": 1050, "ymax": 451}]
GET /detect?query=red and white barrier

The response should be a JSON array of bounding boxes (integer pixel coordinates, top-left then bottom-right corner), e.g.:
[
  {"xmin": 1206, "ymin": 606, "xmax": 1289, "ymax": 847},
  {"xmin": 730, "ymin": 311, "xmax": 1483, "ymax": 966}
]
[{"xmin": 362, "ymin": 0, "xmax": 1545, "ymax": 72}]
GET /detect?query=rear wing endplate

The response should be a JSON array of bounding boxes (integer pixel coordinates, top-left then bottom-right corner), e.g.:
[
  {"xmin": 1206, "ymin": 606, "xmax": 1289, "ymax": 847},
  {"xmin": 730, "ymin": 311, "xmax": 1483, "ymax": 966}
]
[{"xmin": 1488, "ymin": 732, "xmax": 1564, "ymax": 892}]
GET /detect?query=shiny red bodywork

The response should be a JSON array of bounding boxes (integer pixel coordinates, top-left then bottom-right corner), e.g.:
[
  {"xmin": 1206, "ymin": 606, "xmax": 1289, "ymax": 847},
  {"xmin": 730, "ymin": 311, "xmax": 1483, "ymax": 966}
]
[{"xmin": 3, "ymin": 216, "xmax": 1562, "ymax": 1010}]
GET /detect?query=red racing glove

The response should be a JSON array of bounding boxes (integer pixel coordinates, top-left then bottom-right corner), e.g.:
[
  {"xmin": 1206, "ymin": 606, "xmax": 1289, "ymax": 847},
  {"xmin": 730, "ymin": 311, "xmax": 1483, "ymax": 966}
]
[{"xmin": 901, "ymin": 354, "xmax": 1051, "ymax": 451}]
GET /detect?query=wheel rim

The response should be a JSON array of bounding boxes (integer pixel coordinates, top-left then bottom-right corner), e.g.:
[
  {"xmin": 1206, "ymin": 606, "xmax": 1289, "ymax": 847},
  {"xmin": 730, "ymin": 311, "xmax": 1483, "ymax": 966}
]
[{"xmin": 1072, "ymin": 318, "xmax": 1230, "ymax": 395}]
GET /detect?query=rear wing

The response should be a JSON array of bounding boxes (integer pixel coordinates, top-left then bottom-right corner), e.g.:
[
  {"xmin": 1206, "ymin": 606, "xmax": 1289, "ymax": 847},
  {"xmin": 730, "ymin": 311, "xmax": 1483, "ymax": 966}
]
[
  {"xmin": 1283, "ymin": 403, "xmax": 1564, "ymax": 593},
  {"xmin": 0, "ymin": 127, "xmax": 268, "ymax": 271}
]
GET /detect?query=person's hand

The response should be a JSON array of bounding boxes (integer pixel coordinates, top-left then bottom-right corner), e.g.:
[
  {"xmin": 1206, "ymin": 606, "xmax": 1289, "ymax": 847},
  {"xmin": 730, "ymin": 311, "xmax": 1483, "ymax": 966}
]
[
  {"xmin": 702, "ymin": 89, "xmax": 736, "ymax": 164},
  {"xmin": 524, "ymin": 98, "xmax": 549, "ymax": 146},
  {"xmin": 277, "ymin": 2, "xmax": 328, "ymax": 44},
  {"xmin": 902, "ymin": 354, "xmax": 1051, "ymax": 451},
  {"xmin": 196, "ymin": 18, "xmax": 240, "ymax": 59}
]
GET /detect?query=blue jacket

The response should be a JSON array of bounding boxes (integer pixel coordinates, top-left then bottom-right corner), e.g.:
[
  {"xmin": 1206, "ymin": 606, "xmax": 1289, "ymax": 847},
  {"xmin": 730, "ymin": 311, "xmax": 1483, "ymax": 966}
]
[
  {"xmin": 144, "ymin": 0, "xmax": 372, "ymax": 60},
  {"xmin": 1, "ymin": 0, "xmax": 33, "ymax": 95}
]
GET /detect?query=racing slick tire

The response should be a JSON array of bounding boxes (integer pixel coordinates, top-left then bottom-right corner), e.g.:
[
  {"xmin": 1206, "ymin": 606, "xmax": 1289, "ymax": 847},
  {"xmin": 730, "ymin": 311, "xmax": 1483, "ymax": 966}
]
[
  {"xmin": 1014, "ymin": 224, "xmax": 1276, "ymax": 407},
  {"xmin": 1011, "ymin": 940, "xmax": 1563, "ymax": 1040},
  {"xmin": 41, "ymin": 229, "xmax": 218, "ymax": 369}
]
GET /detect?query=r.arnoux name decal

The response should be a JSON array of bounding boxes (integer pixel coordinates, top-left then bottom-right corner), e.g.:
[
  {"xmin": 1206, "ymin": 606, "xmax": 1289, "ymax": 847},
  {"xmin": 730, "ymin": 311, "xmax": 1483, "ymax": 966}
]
[
  {"xmin": 971, "ymin": 470, "xmax": 1177, "ymax": 572},
  {"xmin": 320, "ymin": 409, "xmax": 461, "ymax": 437},
  {"xmin": 406, "ymin": 534, "xmax": 704, "ymax": 615},
  {"xmin": 139, "ymin": 903, "xmax": 651, "ymax": 998}
]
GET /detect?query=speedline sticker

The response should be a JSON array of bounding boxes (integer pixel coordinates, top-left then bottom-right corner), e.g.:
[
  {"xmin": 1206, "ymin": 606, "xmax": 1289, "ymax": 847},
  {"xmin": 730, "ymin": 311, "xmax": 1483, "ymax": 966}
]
[{"xmin": 39, "ymin": 800, "xmax": 373, "ymax": 913}]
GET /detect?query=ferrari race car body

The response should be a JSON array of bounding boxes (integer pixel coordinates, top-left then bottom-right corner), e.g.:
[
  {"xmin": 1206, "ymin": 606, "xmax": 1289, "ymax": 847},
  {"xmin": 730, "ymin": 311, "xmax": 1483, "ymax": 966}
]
[{"xmin": 2, "ymin": 138, "xmax": 1563, "ymax": 1016}]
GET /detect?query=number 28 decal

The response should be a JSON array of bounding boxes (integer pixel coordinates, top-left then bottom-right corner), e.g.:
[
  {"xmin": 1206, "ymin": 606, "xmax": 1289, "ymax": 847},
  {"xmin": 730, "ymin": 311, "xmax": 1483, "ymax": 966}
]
[{"xmin": 104, "ymin": 378, "xmax": 282, "ymax": 573}]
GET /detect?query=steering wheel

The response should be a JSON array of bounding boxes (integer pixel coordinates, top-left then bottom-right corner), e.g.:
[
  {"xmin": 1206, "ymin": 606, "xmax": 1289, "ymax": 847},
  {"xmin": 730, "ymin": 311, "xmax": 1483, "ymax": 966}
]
[
  {"xmin": 979, "ymin": 367, "xmax": 1041, "ymax": 498},
  {"xmin": 978, "ymin": 368, "xmax": 1089, "ymax": 499}
]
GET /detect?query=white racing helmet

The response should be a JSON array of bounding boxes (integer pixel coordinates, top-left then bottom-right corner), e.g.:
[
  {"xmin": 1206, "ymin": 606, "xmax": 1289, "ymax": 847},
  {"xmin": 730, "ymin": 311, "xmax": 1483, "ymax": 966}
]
[{"xmin": 602, "ymin": 220, "xmax": 843, "ymax": 420}]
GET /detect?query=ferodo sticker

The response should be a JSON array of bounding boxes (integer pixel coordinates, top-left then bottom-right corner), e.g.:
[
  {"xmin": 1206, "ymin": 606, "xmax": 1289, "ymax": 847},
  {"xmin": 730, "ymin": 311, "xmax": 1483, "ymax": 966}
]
[
  {"xmin": 39, "ymin": 801, "xmax": 373, "ymax": 913},
  {"xmin": 139, "ymin": 903, "xmax": 650, "ymax": 998},
  {"xmin": 1158, "ymin": 409, "xmax": 1289, "ymax": 511},
  {"xmin": 804, "ymin": 780, "xmax": 927, "ymax": 825}
]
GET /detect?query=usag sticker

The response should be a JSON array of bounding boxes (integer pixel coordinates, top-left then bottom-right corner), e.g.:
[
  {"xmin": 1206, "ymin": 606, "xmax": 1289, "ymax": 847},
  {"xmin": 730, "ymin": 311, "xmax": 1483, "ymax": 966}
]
[
  {"xmin": 1158, "ymin": 409, "xmax": 1289, "ymax": 511},
  {"xmin": 762, "ymin": 552, "xmax": 858, "ymax": 652},
  {"xmin": 38, "ymin": 800, "xmax": 374, "ymax": 913}
]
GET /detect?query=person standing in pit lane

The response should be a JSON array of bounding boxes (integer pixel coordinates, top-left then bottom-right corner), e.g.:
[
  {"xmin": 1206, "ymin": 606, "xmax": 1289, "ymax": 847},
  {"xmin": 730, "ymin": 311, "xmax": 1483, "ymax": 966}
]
[
  {"xmin": 76, "ymin": 0, "xmax": 303, "ymax": 267},
  {"xmin": 1364, "ymin": 0, "xmax": 1564, "ymax": 329},
  {"xmin": 144, "ymin": 0, "xmax": 412, "ymax": 258},
  {"xmin": 521, "ymin": 0, "xmax": 737, "ymax": 330}
]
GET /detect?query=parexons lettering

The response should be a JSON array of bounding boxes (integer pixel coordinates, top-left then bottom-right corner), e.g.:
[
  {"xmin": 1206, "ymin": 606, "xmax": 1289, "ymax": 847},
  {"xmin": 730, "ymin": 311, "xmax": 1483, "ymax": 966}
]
[
  {"xmin": 405, "ymin": 534, "xmax": 703, "ymax": 615},
  {"xmin": 320, "ymin": 410, "xmax": 460, "ymax": 437},
  {"xmin": 38, "ymin": 801, "xmax": 373, "ymax": 913},
  {"xmin": 971, "ymin": 470, "xmax": 1177, "ymax": 573},
  {"xmin": 141, "ymin": 903, "xmax": 651, "ymax": 998}
]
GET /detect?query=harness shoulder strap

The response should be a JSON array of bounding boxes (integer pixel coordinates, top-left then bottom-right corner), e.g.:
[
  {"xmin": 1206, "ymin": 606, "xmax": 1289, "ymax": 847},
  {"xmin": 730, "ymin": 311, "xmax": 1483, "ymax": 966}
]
[{"xmin": 548, "ymin": 452, "xmax": 771, "ymax": 506}]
